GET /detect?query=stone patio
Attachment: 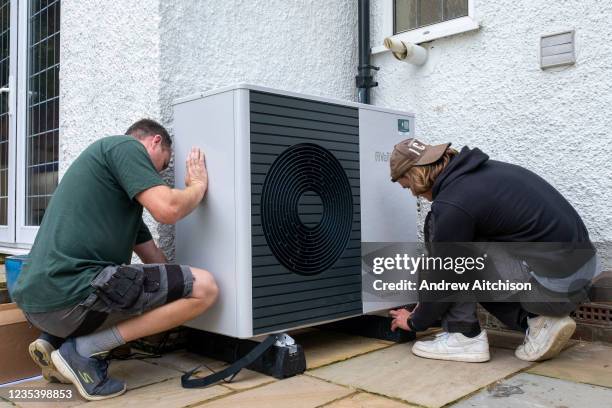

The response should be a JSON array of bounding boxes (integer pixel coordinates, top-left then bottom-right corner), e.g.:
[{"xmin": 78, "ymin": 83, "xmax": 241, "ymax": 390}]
[{"xmin": 1, "ymin": 328, "xmax": 611, "ymax": 407}]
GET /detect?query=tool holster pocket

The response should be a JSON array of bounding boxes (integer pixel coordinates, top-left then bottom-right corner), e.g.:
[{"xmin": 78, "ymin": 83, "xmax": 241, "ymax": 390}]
[{"xmin": 91, "ymin": 265, "xmax": 145, "ymax": 311}]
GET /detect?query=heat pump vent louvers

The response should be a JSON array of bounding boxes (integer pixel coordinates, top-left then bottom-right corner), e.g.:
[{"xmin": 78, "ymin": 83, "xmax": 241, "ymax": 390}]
[
  {"xmin": 260, "ymin": 143, "xmax": 354, "ymax": 276},
  {"xmin": 250, "ymin": 91, "xmax": 362, "ymax": 334}
]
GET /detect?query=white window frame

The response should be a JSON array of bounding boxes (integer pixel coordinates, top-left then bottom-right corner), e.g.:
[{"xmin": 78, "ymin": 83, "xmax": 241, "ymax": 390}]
[
  {"xmin": 0, "ymin": 0, "xmax": 18, "ymax": 245},
  {"xmin": 0, "ymin": 0, "xmax": 60, "ymax": 249},
  {"xmin": 16, "ymin": 0, "xmax": 36, "ymax": 244},
  {"xmin": 372, "ymin": 0, "xmax": 479, "ymax": 54}
]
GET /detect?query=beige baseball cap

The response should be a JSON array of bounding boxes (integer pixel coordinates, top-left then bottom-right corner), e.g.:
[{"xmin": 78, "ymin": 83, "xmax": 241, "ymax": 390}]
[{"xmin": 390, "ymin": 138, "xmax": 451, "ymax": 182}]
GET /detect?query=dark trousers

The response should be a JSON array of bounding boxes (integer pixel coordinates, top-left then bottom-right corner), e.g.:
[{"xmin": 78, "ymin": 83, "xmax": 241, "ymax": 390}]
[
  {"xmin": 411, "ymin": 276, "xmax": 590, "ymax": 335},
  {"xmin": 439, "ymin": 297, "xmax": 583, "ymax": 335}
]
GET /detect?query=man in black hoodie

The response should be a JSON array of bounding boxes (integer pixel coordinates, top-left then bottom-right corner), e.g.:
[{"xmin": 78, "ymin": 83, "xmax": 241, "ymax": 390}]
[{"xmin": 388, "ymin": 138, "xmax": 596, "ymax": 363}]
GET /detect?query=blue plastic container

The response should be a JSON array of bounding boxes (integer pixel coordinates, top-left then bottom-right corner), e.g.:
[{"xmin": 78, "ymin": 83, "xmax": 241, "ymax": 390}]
[{"xmin": 6, "ymin": 255, "xmax": 28, "ymax": 300}]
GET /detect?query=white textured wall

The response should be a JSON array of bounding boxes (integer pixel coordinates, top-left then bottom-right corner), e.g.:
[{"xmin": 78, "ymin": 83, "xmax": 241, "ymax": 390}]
[
  {"xmin": 59, "ymin": 1, "xmax": 611, "ymax": 268},
  {"xmin": 59, "ymin": 0, "xmax": 163, "ymax": 254},
  {"xmin": 60, "ymin": 0, "xmax": 358, "ymax": 259},
  {"xmin": 156, "ymin": 0, "xmax": 358, "ymax": 259},
  {"xmin": 370, "ymin": 0, "xmax": 612, "ymax": 268}
]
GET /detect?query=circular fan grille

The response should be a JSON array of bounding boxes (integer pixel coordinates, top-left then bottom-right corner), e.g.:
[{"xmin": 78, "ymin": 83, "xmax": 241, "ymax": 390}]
[{"xmin": 260, "ymin": 143, "xmax": 354, "ymax": 276}]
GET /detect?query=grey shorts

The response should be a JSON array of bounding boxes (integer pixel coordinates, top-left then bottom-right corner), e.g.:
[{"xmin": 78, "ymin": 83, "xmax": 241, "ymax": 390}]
[{"xmin": 24, "ymin": 264, "xmax": 194, "ymax": 339}]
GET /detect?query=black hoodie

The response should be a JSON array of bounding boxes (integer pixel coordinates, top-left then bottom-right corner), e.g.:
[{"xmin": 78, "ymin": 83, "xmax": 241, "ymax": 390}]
[
  {"xmin": 428, "ymin": 146, "xmax": 590, "ymax": 243},
  {"xmin": 409, "ymin": 147, "xmax": 593, "ymax": 332}
]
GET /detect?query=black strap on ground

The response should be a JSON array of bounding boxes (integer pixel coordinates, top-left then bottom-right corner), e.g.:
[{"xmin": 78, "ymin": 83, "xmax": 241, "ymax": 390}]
[{"xmin": 181, "ymin": 334, "xmax": 279, "ymax": 388}]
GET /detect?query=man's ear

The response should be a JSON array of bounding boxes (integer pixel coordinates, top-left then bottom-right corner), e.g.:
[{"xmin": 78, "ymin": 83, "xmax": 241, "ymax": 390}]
[{"xmin": 153, "ymin": 134, "xmax": 163, "ymax": 146}]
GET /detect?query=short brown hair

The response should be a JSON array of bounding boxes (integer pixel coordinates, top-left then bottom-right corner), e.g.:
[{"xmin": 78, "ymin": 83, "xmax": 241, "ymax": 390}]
[
  {"xmin": 126, "ymin": 118, "xmax": 172, "ymax": 149},
  {"xmin": 402, "ymin": 147, "xmax": 458, "ymax": 195}
]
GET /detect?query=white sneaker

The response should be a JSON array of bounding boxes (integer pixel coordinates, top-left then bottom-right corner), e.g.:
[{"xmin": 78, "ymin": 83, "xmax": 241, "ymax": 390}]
[
  {"xmin": 515, "ymin": 316, "xmax": 576, "ymax": 362},
  {"xmin": 411, "ymin": 331, "xmax": 490, "ymax": 363}
]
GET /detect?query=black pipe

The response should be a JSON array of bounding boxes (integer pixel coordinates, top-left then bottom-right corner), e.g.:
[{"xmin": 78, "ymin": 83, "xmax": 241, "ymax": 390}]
[{"xmin": 356, "ymin": 0, "xmax": 378, "ymax": 104}]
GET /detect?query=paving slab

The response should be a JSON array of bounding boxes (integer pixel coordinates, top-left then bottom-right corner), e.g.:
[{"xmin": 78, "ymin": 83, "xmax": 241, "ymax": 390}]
[
  {"xmin": 325, "ymin": 392, "xmax": 417, "ymax": 407},
  {"xmin": 188, "ymin": 365, "xmax": 276, "ymax": 391},
  {"xmin": 215, "ymin": 368, "xmax": 276, "ymax": 391},
  {"xmin": 0, "ymin": 401, "xmax": 13, "ymax": 408},
  {"xmin": 451, "ymin": 372, "xmax": 612, "ymax": 408},
  {"xmin": 106, "ymin": 359, "xmax": 183, "ymax": 390},
  {"xmin": 293, "ymin": 329, "xmax": 392, "ymax": 369},
  {"xmin": 142, "ymin": 350, "xmax": 222, "ymax": 373},
  {"xmin": 199, "ymin": 375, "xmax": 352, "ymax": 408},
  {"xmin": 6, "ymin": 359, "xmax": 183, "ymax": 407},
  {"xmin": 527, "ymin": 341, "xmax": 612, "ymax": 388},
  {"xmin": 77, "ymin": 378, "xmax": 230, "ymax": 408},
  {"xmin": 309, "ymin": 344, "xmax": 531, "ymax": 408}
]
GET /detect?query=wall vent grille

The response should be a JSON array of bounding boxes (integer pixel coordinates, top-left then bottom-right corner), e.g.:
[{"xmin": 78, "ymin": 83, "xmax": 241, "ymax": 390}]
[{"xmin": 540, "ymin": 30, "xmax": 576, "ymax": 69}]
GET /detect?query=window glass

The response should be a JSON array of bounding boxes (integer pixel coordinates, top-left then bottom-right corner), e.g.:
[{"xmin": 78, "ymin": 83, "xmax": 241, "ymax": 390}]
[
  {"xmin": 394, "ymin": 0, "xmax": 469, "ymax": 34},
  {"xmin": 26, "ymin": 0, "xmax": 60, "ymax": 225}
]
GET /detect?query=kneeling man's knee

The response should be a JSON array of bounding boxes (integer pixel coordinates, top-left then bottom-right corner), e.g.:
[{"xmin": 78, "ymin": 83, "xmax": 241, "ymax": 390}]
[{"xmin": 190, "ymin": 267, "xmax": 219, "ymax": 308}]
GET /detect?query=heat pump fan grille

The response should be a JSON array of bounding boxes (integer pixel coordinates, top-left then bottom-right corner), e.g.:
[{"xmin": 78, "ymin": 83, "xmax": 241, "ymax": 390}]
[
  {"xmin": 250, "ymin": 90, "xmax": 362, "ymax": 334},
  {"xmin": 261, "ymin": 143, "xmax": 354, "ymax": 275}
]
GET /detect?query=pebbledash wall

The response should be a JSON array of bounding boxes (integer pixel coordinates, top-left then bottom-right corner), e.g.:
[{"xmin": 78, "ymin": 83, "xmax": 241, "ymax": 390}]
[
  {"xmin": 59, "ymin": 0, "xmax": 359, "ymax": 260},
  {"xmin": 59, "ymin": 1, "xmax": 611, "ymax": 268},
  {"xmin": 369, "ymin": 0, "xmax": 612, "ymax": 269}
]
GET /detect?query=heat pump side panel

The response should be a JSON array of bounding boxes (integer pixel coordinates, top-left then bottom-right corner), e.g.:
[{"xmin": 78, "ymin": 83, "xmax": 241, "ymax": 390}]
[
  {"xmin": 173, "ymin": 90, "xmax": 242, "ymax": 337},
  {"xmin": 359, "ymin": 108, "xmax": 418, "ymax": 314}
]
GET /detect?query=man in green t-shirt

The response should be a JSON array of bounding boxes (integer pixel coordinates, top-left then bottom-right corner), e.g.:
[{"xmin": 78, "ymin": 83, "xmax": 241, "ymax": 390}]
[{"xmin": 12, "ymin": 119, "xmax": 218, "ymax": 401}]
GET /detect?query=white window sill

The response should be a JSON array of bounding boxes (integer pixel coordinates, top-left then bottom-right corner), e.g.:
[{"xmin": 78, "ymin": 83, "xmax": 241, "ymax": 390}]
[
  {"xmin": 0, "ymin": 244, "xmax": 31, "ymax": 255},
  {"xmin": 372, "ymin": 16, "xmax": 480, "ymax": 54}
]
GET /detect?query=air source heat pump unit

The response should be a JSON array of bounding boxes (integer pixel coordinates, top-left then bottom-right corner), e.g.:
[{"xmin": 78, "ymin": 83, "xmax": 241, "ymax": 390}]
[{"xmin": 173, "ymin": 84, "xmax": 416, "ymax": 338}]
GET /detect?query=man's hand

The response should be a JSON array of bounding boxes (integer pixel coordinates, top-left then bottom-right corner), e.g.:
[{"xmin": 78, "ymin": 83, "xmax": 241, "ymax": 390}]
[
  {"xmin": 185, "ymin": 147, "xmax": 208, "ymax": 193},
  {"xmin": 389, "ymin": 308, "xmax": 413, "ymax": 332}
]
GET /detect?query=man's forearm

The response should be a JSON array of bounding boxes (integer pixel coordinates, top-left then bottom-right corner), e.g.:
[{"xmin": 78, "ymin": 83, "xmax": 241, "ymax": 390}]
[
  {"xmin": 170, "ymin": 183, "xmax": 206, "ymax": 221},
  {"xmin": 137, "ymin": 183, "xmax": 207, "ymax": 225}
]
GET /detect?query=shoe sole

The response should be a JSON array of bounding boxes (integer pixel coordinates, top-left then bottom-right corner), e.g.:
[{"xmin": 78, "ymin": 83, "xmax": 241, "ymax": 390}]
[
  {"xmin": 517, "ymin": 318, "xmax": 576, "ymax": 362},
  {"xmin": 51, "ymin": 350, "xmax": 127, "ymax": 401},
  {"xmin": 28, "ymin": 340, "xmax": 70, "ymax": 384},
  {"xmin": 412, "ymin": 346, "xmax": 491, "ymax": 363}
]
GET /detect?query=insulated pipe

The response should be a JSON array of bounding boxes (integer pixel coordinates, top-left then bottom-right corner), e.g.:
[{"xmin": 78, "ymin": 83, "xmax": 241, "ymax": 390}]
[
  {"xmin": 356, "ymin": 0, "xmax": 378, "ymax": 104},
  {"xmin": 383, "ymin": 37, "xmax": 428, "ymax": 66}
]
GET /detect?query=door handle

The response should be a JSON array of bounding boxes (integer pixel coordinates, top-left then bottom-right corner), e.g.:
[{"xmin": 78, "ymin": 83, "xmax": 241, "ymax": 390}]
[{"xmin": 0, "ymin": 75, "xmax": 13, "ymax": 116}]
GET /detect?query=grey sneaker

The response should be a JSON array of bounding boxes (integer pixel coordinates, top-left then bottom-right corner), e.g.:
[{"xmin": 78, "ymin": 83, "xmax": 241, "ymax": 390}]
[
  {"xmin": 51, "ymin": 339, "xmax": 126, "ymax": 401},
  {"xmin": 28, "ymin": 338, "xmax": 70, "ymax": 384}
]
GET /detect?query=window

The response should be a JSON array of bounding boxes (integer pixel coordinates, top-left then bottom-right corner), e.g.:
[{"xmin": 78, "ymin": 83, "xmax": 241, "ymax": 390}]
[
  {"xmin": 0, "ymin": 0, "xmax": 60, "ymax": 247},
  {"xmin": 394, "ymin": 0, "xmax": 469, "ymax": 34},
  {"xmin": 373, "ymin": 0, "xmax": 478, "ymax": 53},
  {"xmin": 25, "ymin": 0, "xmax": 60, "ymax": 226}
]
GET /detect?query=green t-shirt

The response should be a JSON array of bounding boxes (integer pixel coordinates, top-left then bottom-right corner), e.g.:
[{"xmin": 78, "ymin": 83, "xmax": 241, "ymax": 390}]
[{"xmin": 12, "ymin": 136, "xmax": 166, "ymax": 313}]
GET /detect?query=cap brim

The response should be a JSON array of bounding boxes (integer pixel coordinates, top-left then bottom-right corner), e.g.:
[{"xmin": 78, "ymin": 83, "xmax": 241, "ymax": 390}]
[{"xmin": 414, "ymin": 142, "xmax": 451, "ymax": 166}]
